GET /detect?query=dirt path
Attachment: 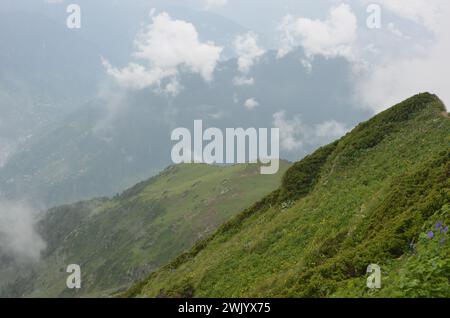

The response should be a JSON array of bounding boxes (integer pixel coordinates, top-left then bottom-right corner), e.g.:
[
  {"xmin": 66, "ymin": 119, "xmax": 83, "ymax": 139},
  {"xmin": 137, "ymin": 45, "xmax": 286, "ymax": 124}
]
[{"xmin": 442, "ymin": 111, "xmax": 450, "ymax": 119}]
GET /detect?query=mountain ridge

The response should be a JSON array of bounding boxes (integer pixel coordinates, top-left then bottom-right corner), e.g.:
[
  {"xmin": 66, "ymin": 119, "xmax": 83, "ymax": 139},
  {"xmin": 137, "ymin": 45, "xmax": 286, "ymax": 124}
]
[{"xmin": 124, "ymin": 93, "xmax": 450, "ymax": 298}]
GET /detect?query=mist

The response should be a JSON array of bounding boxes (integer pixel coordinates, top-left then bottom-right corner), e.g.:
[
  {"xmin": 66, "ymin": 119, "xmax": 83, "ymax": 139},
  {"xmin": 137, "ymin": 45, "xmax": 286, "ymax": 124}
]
[{"xmin": 0, "ymin": 200, "xmax": 46, "ymax": 262}]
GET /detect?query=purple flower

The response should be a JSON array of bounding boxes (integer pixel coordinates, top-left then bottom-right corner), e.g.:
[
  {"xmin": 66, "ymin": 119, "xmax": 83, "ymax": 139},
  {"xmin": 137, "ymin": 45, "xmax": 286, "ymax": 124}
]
[
  {"xmin": 441, "ymin": 226, "xmax": 448, "ymax": 234},
  {"xmin": 427, "ymin": 231, "xmax": 435, "ymax": 239},
  {"xmin": 435, "ymin": 222, "xmax": 443, "ymax": 230}
]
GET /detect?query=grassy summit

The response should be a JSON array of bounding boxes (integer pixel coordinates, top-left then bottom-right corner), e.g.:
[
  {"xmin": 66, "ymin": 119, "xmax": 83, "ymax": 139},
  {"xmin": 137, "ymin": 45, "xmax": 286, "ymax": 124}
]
[{"xmin": 127, "ymin": 93, "xmax": 450, "ymax": 298}]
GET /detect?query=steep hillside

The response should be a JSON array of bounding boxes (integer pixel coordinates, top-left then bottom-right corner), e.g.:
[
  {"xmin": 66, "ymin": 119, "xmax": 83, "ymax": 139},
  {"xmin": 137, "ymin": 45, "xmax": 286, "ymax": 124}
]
[
  {"xmin": 0, "ymin": 162, "xmax": 289, "ymax": 297},
  {"xmin": 127, "ymin": 93, "xmax": 450, "ymax": 298}
]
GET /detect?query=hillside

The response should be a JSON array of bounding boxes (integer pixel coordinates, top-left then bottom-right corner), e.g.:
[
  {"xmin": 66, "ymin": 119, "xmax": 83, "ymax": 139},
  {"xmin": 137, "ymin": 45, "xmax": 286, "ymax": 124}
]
[
  {"xmin": 126, "ymin": 93, "xmax": 450, "ymax": 298},
  {"xmin": 0, "ymin": 162, "xmax": 289, "ymax": 297}
]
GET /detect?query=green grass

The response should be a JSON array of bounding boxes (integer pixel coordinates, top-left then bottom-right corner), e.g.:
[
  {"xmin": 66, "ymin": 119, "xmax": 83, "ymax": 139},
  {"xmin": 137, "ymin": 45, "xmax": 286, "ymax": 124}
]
[
  {"xmin": 1, "ymin": 162, "xmax": 289, "ymax": 297},
  {"xmin": 126, "ymin": 93, "xmax": 450, "ymax": 298}
]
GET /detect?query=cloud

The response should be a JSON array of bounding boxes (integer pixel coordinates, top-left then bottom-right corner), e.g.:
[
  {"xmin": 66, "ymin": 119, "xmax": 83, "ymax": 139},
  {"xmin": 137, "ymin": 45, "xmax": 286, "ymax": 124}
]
[
  {"xmin": 102, "ymin": 60, "xmax": 175, "ymax": 91},
  {"xmin": 273, "ymin": 111, "xmax": 348, "ymax": 152},
  {"xmin": 277, "ymin": 4, "xmax": 357, "ymax": 60},
  {"xmin": 92, "ymin": 83, "xmax": 128, "ymax": 134},
  {"xmin": 376, "ymin": 0, "xmax": 444, "ymax": 32},
  {"xmin": 204, "ymin": 0, "xmax": 228, "ymax": 9},
  {"xmin": 356, "ymin": 0, "xmax": 450, "ymax": 112},
  {"xmin": 314, "ymin": 120, "xmax": 349, "ymax": 140},
  {"xmin": 234, "ymin": 32, "xmax": 265, "ymax": 73},
  {"xmin": 273, "ymin": 111, "xmax": 303, "ymax": 151},
  {"xmin": 243, "ymin": 98, "xmax": 259, "ymax": 110},
  {"xmin": 387, "ymin": 22, "xmax": 410, "ymax": 39},
  {"xmin": 0, "ymin": 201, "xmax": 46, "ymax": 262},
  {"xmin": 233, "ymin": 32, "xmax": 264, "ymax": 86},
  {"xmin": 103, "ymin": 12, "xmax": 223, "ymax": 94}
]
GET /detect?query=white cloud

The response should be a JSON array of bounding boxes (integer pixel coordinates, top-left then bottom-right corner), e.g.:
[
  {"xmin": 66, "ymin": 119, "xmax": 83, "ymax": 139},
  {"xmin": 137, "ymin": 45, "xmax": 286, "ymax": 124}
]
[
  {"xmin": 102, "ymin": 60, "xmax": 175, "ymax": 91},
  {"xmin": 273, "ymin": 111, "xmax": 348, "ymax": 152},
  {"xmin": 277, "ymin": 4, "xmax": 357, "ymax": 60},
  {"xmin": 103, "ymin": 12, "xmax": 223, "ymax": 94},
  {"xmin": 234, "ymin": 32, "xmax": 265, "ymax": 73},
  {"xmin": 0, "ymin": 201, "xmax": 46, "ymax": 261},
  {"xmin": 243, "ymin": 98, "xmax": 259, "ymax": 110},
  {"xmin": 356, "ymin": 0, "xmax": 450, "ymax": 112},
  {"xmin": 233, "ymin": 32, "xmax": 264, "ymax": 86}
]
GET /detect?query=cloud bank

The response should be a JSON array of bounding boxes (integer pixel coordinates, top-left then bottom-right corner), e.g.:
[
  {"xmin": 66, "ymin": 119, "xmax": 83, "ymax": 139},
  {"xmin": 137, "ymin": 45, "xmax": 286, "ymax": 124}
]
[
  {"xmin": 273, "ymin": 1, "xmax": 449, "ymax": 112},
  {"xmin": 356, "ymin": 0, "xmax": 450, "ymax": 112}
]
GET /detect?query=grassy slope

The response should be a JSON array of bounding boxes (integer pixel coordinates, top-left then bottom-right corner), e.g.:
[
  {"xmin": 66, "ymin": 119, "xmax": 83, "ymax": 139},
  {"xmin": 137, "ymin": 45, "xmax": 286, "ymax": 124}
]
[
  {"xmin": 2, "ymin": 162, "xmax": 289, "ymax": 297},
  {"xmin": 128, "ymin": 93, "xmax": 450, "ymax": 298}
]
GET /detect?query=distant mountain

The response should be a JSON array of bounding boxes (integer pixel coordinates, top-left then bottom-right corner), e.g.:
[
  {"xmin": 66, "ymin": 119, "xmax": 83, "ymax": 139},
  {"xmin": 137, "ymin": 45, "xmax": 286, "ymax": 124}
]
[
  {"xmin": 0, "ymin": 49, "xmax": 370, "ymax": 208},
  {"xmin": 126, "ymin": 93, "xmax": 450, "ymax": 298},
  {"xmin": 0, "ymin": 2, "xmax": 371, "ymax": 208},
  {"xmin": 0, "ymin": 9, "xmax": 106, "ymax": 171},
  {"xmin": 0, "ymin": 2, "xmax": 258, "ymax": 207},
  {"xmin": 0, "ymin": 161, "xmax": 289, "ymax": 297}
]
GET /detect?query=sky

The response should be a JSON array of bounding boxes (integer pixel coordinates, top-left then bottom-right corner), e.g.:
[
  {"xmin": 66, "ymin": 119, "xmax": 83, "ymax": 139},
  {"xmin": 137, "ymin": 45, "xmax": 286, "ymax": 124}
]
[
  {"xmin": 2, "ymin": 0, "xmax": 448, "ymax": 159},
  {"xmin": 50, "ymin": 0, "xmax": 448, "ymax": 113},
  {"xmin": 3, "ymin": 0, "xmax": 442, "ymax": 110},
  {"xmin": 204, "ymin": 0, "xmax": 450, "ymax": 112}
]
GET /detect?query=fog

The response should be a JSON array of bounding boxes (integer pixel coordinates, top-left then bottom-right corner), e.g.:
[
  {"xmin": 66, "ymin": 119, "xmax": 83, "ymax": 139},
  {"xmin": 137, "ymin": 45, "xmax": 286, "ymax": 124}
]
[{"xmin": 0, "ymin": 200, "xmax": 46, "ymax": 262}]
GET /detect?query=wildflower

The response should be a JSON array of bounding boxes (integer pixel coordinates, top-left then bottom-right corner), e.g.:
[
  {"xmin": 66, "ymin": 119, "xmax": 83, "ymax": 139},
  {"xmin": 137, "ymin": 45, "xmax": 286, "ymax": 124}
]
[
  {"xmin": 427, "ymin": 231, "xmax": 435, "ymax": 239},
  {"xmin": 435, "ymin": 222, "xmax": 442, "ymax": 230},
  {"xmin": 441, "ymin": 226, "xmax": 449, "ymax": 234}
]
